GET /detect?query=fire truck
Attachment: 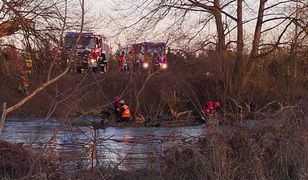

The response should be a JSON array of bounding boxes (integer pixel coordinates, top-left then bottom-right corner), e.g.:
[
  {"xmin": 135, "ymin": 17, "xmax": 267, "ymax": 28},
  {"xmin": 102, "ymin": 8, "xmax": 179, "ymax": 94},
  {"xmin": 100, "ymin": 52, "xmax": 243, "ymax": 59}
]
[
  {"xmin": 120, "ymin": 41, "xmax": 168, "ymax": 71},
  {"xmin": 63, "ymin": 32, "xmax": 110, "ymax": 73}
]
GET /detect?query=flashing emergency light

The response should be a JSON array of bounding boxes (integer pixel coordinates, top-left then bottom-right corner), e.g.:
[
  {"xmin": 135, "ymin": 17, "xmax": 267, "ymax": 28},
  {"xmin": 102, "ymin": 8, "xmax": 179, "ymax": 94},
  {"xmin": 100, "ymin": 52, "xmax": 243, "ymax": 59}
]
[{"xmin": 66, "ymin": 32, "xmax": 77, "ymax": 37}]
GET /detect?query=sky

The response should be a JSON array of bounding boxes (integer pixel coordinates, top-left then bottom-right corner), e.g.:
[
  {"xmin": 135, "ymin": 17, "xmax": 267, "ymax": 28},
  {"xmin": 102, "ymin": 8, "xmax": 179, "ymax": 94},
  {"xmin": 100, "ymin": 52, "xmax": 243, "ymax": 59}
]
[
  {"xmin": 1, "ymin": 0, "xmax": 301, "ymax": 52},
  {"xmin": 74, "ymin": 0, "xmax": 301, "ymax": 51}
]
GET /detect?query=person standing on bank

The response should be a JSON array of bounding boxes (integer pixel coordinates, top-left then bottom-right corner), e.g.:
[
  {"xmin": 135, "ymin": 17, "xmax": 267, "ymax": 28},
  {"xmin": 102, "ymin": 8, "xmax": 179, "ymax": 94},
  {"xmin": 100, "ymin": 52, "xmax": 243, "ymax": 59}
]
[{"xmin": 99, "ymin": 52, "xmax": 107, "ymax": 73}]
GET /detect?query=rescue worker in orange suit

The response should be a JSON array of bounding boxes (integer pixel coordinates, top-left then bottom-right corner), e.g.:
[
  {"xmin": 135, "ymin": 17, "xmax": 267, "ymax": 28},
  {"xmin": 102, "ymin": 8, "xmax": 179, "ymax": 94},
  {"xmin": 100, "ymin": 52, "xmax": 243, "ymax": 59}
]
[{"xmin": 116, "ymin": 100, "xmax": 131, "ymax": 122}]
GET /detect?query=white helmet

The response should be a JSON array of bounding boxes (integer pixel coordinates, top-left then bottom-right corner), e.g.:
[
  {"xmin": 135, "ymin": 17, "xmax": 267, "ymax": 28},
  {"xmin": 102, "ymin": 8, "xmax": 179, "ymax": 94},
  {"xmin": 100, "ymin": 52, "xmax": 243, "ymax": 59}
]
[{"xmin": 120, "ymin": 100, "xmax": 125, "ymax": 104}]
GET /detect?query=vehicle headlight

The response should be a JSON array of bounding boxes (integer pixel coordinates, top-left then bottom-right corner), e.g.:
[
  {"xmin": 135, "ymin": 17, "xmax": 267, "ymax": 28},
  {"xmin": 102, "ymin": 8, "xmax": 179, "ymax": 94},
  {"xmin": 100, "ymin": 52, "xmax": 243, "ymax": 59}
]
[
  {"xmin": 90, "ymin": 59, "xmax": 96, "ymax": 64},
  {"xmin": 143, "ymin": 62, "xmax": 149, "ymax": 69},
  {"xmin": 161, "ymin": 63, "xmax": 167, "ymax": 69}
]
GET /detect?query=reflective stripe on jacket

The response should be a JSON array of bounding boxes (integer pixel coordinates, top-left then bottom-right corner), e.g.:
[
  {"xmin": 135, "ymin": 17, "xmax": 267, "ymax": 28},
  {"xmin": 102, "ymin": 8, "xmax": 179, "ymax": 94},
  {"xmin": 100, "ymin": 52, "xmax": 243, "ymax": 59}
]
[{"xmin": 122, "ymin": 105, "xmax": 131, "ymax": 118}]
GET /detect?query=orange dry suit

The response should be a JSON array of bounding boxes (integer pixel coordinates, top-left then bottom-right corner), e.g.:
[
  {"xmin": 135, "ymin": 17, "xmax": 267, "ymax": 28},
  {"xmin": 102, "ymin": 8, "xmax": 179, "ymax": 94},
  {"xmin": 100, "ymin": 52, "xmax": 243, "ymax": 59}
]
[{"xmin": 121, "ymin": 105, "xmax": 131, "ymax": 118}]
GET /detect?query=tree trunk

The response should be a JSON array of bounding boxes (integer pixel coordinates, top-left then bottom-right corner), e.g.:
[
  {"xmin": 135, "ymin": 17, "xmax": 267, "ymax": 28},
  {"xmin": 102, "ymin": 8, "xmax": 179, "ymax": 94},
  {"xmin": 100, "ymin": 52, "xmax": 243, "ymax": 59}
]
[
  {"xmin": 213, "ymin": 0, "xmax": 227, "ymax": 92},
  {"xmin": 0, "ymin": 103, "xmax": 7, "ymax": 134},
  {"xmin": 243, "ymin": 0, "xmax": 267, "ymax": 86},
  {"xmin": 213, "ymin": 0, "xmax": 226, "ymax": 53},
  {"xmin": 250, "ymin": 0, "xmax": 267, "ymax": 58},
  {"xmin": 236, "ymin": 0, "xmax": 244, "ymax": 63},
  {"xmin": 189, "ymin": 0, "xmax": 226, "ymax": 54},
  {"xmin": 233, "ymin": 0, "xmax": 244, "ymax": 85}
]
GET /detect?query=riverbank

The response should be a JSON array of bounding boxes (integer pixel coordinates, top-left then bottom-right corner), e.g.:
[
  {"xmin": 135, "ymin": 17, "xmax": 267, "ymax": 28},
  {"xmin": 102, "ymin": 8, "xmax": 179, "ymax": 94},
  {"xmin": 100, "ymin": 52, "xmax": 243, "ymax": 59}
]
[
  {"xmin": 70, "ymin": 116, "xmax": 205, "ymax": 128},
  {"xmin": 4, "ymin": 96, "xmax": 307, "ymax": 129},
  {"xmin": 2, "ymin": 55, "xmax": 306, "ymax": 122},
  {"xmin": 1, "ymin": 105, "xmax": 307, "ymax": 179}
]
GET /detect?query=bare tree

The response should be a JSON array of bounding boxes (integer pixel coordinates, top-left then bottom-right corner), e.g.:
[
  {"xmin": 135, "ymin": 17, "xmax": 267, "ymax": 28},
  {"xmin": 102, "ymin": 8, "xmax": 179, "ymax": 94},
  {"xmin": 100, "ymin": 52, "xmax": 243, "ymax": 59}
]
[
  {"xmin": 236, "ymin": 0, "xmax": 243, "ymax": 63},
  {"xmin": 250, "ymin": 0, "xmax": 267, "ymax": 58},
  {"xmin": 111, "ymin": 0, "xmax": 306, "ymax": 60},
  {"xmin": 0, "ymin": 0, "xmax": 88, "ymax": 134},
  {"xmin": 107, "ymin": 0, "xmax": 308, "ymax": 117}
]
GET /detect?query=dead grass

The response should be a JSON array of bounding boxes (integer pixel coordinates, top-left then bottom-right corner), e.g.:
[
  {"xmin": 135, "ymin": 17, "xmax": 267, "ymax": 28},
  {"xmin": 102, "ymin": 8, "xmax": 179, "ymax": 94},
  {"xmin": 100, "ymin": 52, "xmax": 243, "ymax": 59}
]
[
  {"xmin": 161, "ymin": 104, "xmax": 308, "ymax": 180},
  {"xmin": 0, "ymin": 141, "xmax": 46, "ymax": 179}
]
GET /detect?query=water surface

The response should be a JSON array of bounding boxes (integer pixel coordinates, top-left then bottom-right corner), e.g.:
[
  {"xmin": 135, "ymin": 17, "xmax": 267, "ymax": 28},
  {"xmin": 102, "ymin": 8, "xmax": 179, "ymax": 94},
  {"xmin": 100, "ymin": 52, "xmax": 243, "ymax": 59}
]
[{"xmin": 1, "ymin": 118, "xmax": 204, "ymax": 171}]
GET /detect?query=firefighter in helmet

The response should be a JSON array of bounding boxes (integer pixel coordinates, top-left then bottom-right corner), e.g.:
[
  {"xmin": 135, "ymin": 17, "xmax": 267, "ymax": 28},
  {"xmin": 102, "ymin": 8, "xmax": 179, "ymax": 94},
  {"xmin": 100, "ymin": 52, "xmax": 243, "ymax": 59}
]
[
  {"xmin": 98, "ymin": 52, "xmax": 108, "ymax": 73},
  {"xmin": 116, "ymin": 100, "xmax": 131, "ymax": 123}
]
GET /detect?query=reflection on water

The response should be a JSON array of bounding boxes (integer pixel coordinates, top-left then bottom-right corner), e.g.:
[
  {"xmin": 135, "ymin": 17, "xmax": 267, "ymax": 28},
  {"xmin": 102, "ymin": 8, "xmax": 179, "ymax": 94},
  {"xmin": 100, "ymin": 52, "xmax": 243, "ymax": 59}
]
[{"xmin": 0, "ymin": 118, "xmax": 204, "ymax": 171}]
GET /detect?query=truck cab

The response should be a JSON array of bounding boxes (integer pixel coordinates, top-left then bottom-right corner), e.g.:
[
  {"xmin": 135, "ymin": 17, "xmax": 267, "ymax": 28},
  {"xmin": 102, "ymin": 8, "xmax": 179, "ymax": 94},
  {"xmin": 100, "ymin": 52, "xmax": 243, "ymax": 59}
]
[
  {"xmin": 63, "ymin": 32, "xmax": 108, "ymax": 73},
  {"xmin": 132, "ymin": 42, "xmax": 168, "ymax": 70}
]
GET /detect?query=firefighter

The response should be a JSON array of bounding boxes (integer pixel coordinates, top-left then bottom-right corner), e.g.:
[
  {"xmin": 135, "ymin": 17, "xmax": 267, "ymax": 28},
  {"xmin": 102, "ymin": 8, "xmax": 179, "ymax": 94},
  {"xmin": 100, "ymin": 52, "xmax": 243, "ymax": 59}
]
[
  {"xmin": 98, "ymin": 52, "xmax": 107, "ymax": 73},
  {"xmin": 202, "ymin": 101, "xmax": 220, "ymax": 117},
  {"xmin": 4, "ymin": 45, "xmax": 29, "ymax": 95},
  {"xmin": 81, "ymin": 50, "xmax": 91, "ymax": 73},
  {"xmin": 135, "ymin": 52, "xmax": 144, "ymax": 72},
  {"xmin": 118, "ymin": 51, "xmax": 125, "ymax": 73},
  {"xmin": 116, "ymin": 50, "xmax": 120, "ymax": 61},
  {"xmin": 24, "ymin": 52, "xmax": 32, "ymax": 74},
  {"xmin": 123, "ymin": 51, "xmax": 129, "ymax": 73},
  {"xmin": 116, "ymin": 100, "xmax": 131, "ymax": 123},
  {"xmin": 20, "ymin": 71, "xmax": 29, "ymax": 95},
  {"xmin": 17, "ymin": 56, "xmax": 29, "ymax": 95},
  {"xmin": 51, "ymin": 47, "xmax": 58, "ymax": 63},
  {"xmin": 127, "ymin": 50, "xmax": 134, "ymax": 72},
  {"xmin": 113, "ymin": 96, "xmax": 121, "ymax": 119}
]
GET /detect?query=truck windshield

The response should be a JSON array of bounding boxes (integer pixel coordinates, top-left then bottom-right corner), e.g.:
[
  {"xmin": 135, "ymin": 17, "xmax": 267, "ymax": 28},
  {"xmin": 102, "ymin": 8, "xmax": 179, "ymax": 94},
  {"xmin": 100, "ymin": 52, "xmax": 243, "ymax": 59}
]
[
  {"xmin": 147, "ymin": 44, "xmax": 165, "ymax": 54},
  {"xmin": 64, "ymin": 36, "xmax": 96, "ymax": 49}
]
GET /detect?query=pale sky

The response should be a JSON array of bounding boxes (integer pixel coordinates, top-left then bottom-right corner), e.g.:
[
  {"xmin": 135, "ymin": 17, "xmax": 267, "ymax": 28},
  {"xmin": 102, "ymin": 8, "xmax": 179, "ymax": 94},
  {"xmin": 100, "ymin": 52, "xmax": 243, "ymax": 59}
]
[{"xmin": 81, "ymin": 0, "xmax": 301, "ymax": 51}]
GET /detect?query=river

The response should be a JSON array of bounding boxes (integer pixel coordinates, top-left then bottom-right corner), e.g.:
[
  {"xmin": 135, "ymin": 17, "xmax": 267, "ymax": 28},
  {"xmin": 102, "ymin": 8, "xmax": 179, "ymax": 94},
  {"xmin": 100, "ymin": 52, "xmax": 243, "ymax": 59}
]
[{"xmin": 0, "ymin": 117, "xmax": 204, "ymax": 172}]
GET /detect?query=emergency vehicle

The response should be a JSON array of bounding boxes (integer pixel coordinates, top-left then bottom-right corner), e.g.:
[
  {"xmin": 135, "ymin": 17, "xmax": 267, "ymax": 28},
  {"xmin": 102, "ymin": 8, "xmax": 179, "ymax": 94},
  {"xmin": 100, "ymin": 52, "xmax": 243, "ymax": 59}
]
[
  {"xmin": 63, "ymin": 32, "xmax": 110, "ymax": 73},
  {"xmin": 121, "ymin": 41, "xmax": 168, "ymax": 71}
]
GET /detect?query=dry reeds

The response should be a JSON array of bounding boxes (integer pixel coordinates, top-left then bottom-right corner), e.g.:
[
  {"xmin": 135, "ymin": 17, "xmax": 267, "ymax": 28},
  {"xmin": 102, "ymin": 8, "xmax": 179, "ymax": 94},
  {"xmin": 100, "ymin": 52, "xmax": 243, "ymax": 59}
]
[
  {"xmin": 0, "ymin": 141, "xmax": 39, "ymax": 179},
  {"xmin": 161, "ymin": 104, "xmax": 308, "ymax": 180}
]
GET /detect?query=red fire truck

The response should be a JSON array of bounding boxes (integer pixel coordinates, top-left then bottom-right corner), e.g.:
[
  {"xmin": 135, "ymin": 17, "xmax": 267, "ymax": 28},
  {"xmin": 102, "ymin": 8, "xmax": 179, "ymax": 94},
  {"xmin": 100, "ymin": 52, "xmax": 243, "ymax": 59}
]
[
  {"xmin": 133, "ymin": 42, "xmax": 167, "ymax": 70},
  {"xmin": 120, "ymin": 41, "xmax": 168, "ymax": 71},
  {"xmin": 63, "ymin": 32, "xmax": 110, "ymax": 73}
]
